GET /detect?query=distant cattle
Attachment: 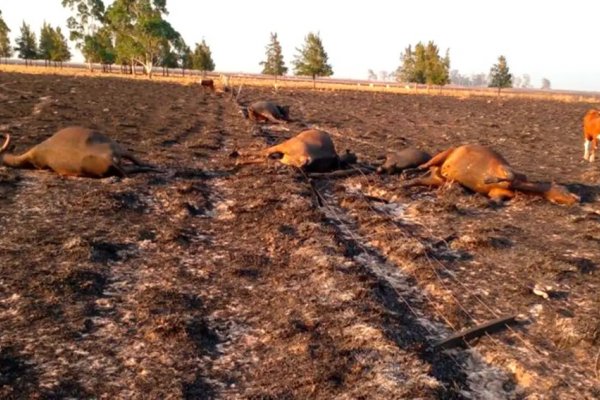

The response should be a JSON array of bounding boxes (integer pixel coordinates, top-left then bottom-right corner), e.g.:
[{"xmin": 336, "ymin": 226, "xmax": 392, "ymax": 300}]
[
  {"xmin": 583, "ymin": 109, "xmax": 600, "ymax": 162},
  {"xmin": 405, "ymin": 144, "xmax": 579, "ymax": 205},
  {"xmin": 200, "ymin": 79, "xmax": 215, "ymax": 92}
]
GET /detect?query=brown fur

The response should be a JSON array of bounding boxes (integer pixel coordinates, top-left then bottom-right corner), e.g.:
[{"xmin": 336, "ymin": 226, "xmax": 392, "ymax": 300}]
[
  {"xmin": 234, "ymin": 129, "xmax": 347, "ymax": 172},
  {"xmin": 200, "ymin": 79, "xmax": 215, "ymax": 92},
  {"xmin": 0, "ymin": 126, "xmax": 152, "ymax": 178},
  {"xmin": 406, "ymin": 144, "xmax": 579, "ymax": 205},
  {"xmin": 583, "ymin": 109, "xmax": 600, "ymax": 162}
]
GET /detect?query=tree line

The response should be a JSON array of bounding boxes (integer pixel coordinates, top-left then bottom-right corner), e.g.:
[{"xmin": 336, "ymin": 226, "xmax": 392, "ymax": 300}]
[
  {"xmin": 0, "ymin": 3, "xmax": 551, "ymax": 90},
  {"xmin": 0, "ymin": 1, "xmax": 333, "ymax": 82}
]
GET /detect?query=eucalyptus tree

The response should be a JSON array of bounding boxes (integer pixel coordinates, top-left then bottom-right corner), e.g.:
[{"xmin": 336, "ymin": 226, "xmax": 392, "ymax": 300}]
[
  {"xmin": 176, "ymin": 41, "xmax": 193, "ymax": 76},
  {"xmin": 62, "ymin": 0, "xmax": 106, "ymax": 70},
  {"xmin": 105, "ymin": 0, "xmax": 181, "ymax": 78},
  {"xmin": 157, "ymin": 38, "xmax": 178, "ymax": 76}
]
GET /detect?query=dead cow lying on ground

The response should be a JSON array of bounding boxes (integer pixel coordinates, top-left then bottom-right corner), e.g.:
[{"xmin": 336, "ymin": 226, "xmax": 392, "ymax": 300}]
[
  {"xmin": 0, "ymin": 126, "xmax": 156, "ymax": 178},
  {"xmin": 232, "ymin": 129, "xmax": 355, "ymax": 172},
  {"xmin": 404, "ymin": 144, "xmax": 579, "ymax": 205},
  {"xmin": 242, "ymin": 101, "xmax": 291, "ymax": 124}
]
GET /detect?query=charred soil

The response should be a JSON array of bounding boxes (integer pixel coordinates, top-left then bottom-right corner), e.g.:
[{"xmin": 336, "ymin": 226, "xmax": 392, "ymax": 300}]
[{"xmin": 0, "ymin": 72, "xmax": 599, "ymax": 399}]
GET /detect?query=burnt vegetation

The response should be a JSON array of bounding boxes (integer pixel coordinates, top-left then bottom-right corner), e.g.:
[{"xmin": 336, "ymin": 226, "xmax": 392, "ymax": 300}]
[{"xmin": 0, "ymin": 71, "xmax": 599, "ymax": 399}]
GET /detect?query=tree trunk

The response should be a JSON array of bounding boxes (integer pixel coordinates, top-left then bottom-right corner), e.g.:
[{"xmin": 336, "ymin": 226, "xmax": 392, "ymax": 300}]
[
  {"xmin": 145, "ymin": 62, "xmax": 153, "ymax": 79},
  {"xmin": 312, "ymin": 74, "xmax": 316, "ymax": 89}
]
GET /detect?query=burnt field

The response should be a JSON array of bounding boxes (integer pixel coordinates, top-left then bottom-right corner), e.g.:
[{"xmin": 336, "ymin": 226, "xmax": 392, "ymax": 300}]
[{"xmin": 0, "ymin": 71, "xmax": 599, "ymax": 399}]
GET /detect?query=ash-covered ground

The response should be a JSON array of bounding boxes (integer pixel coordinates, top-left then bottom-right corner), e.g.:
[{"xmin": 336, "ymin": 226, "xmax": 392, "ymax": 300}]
[{"xmin": 0, "ymin": 71, "xmax": 598, "ymax": 399}]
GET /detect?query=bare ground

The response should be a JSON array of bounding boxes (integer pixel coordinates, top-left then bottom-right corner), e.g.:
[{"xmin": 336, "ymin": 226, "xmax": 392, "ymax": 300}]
[{"xmin": 0, "ymin": 71, "xmax": 599, "ymax": 399}]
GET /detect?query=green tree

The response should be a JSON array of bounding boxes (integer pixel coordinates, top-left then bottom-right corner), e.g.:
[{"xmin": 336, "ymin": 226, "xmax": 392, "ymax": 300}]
[
  {"xmin": 488, "ymin": 55, "xmax": 512, "ymax": 94},
  {"xmin": 396, "ymin": 41, "xmax": 449, "ymax": 87},
  {"xmin": 14, "ymin": 21, "xmax": 37, "ymax": 65},
  {"xmin": 106, "ymin": 0, "xmax": 181, "ymax": 78},
  {"xmin": 292, "ymin": 32, "xmax": 333, "ymax": 87},
  {"xmin": 158, "ymin": 39, "xmax": 178, "ymax": 76},
  {"xmin": 62, "ymin": 0, "xmax": 106, "ymax": 69},
  {"xmin": 50, "ymin": 27, "xmax": 71, "ymax": 66},
  {"xmin": 0, "ymin": 10, "xmax": 12, "ymax": 61},
  {"xmin": 95, "ymin": 26, "xmax": 115, "ymax": 70},
  {"xmin": 170, "ymin": 36, "xmax": 192, "ymax": 75},
  {"xmin": 192, "ymin": 39, "xmax": 215, "ymax": 75},
  {"xmin": 396, "ymin": 44, "xmax": 414, "ymax": 82},
  {"xmin": 260, "ymin": 32, "xmax": 287, "ymax": 77},
  {"xmin": 177, "ymin": 42, "xmax": 193, "ymax": 75},
  {"xmin": 114, "ymin": 33, "xmax": 139, "ymax": 74},
  {"xmin": 38, "ymin": 22, "xmax": 55, "ymax": 65},
  {"xmin": 78, "ymin": 26, "xmax": 115, "ymax": 71},
  {"xmin": 38, "ymin": 23, "xmax": 72, "ymax": 67},
  {"xmin": 426, "ymin": 45, "xmax": 450, "ymax": 86}
]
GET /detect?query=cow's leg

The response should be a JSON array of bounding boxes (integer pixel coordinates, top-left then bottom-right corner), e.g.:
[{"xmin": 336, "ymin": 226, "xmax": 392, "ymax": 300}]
[
  {"xmin": 592, "ymin": 135, "xmax": 600, "ymax": 162},
  {"xmin": 264, "ymin": 113, "xmax": 284, "ymax": 124},
  {"xmin": 417, "ymin": 147, "xmax": 455, "ymax": 169},
  {"xmin": 402, "ymin": 167, "xmax": 446, "ymax": 188},
  {"xmin": 590, "ymin": 137, "xmax": 598, "ymax": 162},
  {"xmin": 584, "ymin": 139, "xmax": 591, "ymax": 161}
]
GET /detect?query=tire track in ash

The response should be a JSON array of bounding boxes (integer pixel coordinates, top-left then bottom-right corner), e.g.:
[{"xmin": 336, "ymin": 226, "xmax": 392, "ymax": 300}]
[{"xmin": 306, "ymin": 177, "xmax": 519, "ymax": 399}]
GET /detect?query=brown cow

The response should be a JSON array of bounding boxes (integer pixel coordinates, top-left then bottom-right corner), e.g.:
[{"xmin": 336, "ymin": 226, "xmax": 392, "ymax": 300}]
[
  {"xmin": 405, "ymin": 144, "xmax": 579, "ymax": 205},
  {"xmin": 0, "ymin": 126, "xmax": 156, "ymax": 178},
  {"xmin": 200, "ymin": 79, "xmax": 215, "ymax": 92},
  {"xmin": 583, "ymin": 109, "xmax": 600, "ymax": 162}
]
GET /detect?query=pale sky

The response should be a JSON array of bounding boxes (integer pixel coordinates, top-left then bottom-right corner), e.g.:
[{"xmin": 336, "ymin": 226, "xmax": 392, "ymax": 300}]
[{"xmin": 1, "ymin": 0, "xmax": 599, "ymax": 92}]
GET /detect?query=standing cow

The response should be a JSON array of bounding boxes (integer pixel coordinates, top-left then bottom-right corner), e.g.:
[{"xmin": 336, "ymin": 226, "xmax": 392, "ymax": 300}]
[{"xmin": 583, "ymin": 109, "xmax": 600, "ymax": 162}]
